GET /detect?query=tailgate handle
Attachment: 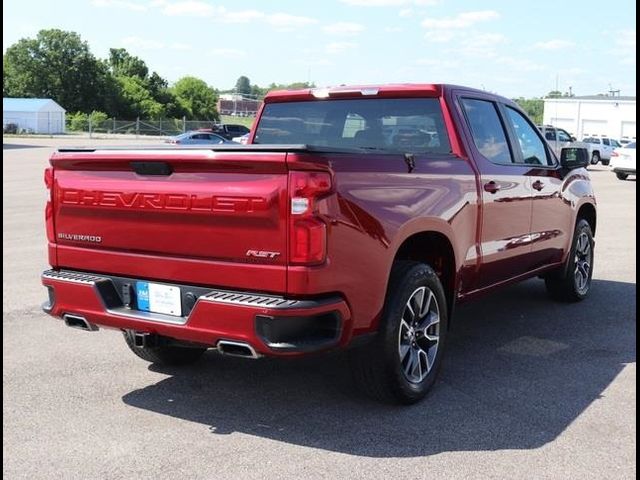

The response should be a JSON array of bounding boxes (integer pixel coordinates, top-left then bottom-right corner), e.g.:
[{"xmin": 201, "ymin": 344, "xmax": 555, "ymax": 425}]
[{"xmin": 131, "ymin": 162, "xmax": 173, "ymax": 176}]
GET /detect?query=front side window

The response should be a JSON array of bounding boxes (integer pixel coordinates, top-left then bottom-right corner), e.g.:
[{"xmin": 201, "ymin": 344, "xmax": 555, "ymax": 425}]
[
  {"xmin": 461, "ymin": 98, "xmax": 512, "ymax": 164},
  {"xmin": 254, "ymin": 98, "xmax": 452, "ymax": 154},
  {"xmin": 505, "ymin": 107, "xmax": 552, "ymax": 166},
  {"xmin": 557, "ymin": 129, "xmax": 572, "ymax": 142}
]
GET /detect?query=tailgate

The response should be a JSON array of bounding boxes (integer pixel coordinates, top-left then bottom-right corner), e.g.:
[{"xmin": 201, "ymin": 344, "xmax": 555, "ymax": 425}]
[{"xmin": 50, "ymin": 149, "xmax": 289, "ymax": 291}]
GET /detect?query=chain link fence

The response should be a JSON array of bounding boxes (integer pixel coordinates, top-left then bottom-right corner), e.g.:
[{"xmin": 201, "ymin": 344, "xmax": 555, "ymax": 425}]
[{"xmin": 67, "ymin": 117, "xmax": 246, "ymax": 138}]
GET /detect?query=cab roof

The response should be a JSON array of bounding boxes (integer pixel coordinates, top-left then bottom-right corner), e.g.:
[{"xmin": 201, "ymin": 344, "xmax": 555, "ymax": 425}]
[{"xmin": 264, "ymin": 84, "xmax": 500, "ymax": 103}]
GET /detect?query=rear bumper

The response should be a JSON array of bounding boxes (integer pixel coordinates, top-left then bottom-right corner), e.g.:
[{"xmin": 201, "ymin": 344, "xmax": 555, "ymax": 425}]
[{"xmin": 42, "ymin": 269, "xmax": 351, "ymax": 356}]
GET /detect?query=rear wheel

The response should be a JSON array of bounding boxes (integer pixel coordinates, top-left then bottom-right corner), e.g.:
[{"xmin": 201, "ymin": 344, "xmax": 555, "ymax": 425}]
[
  {"xmin": 123, "ymin": 330, "xmax": 207, "ymax": 365},
  {"xmin": 545, "ymin": 219, "xmax": 594, "ymax": 302},
  {"xmin": 616, "ymin": 172, "xmax": 629, "ymax": 180},
  {"xmin": 591, "ymin": 152, "xmax": 600, "ymax": 165},
  {"xmin": 349, "ymin": 261, "xmax": 448, "ymax": 404},
  {"xmin": 601, "ymin": 159, "xmax": 610, "ymax": 166}
]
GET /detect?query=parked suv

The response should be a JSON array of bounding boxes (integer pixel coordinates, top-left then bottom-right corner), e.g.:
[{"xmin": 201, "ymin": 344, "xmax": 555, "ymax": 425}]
[
  {"xmin": 41, "ymin": 84, "xmax": 596, "ymax": 404},
  {"xmin": 582, "ymin": 136, "xmax": 622, "ymax": 165},
  {"xmin": 537, "ymin": 125, "xmax": 579, "ymax": 158}
]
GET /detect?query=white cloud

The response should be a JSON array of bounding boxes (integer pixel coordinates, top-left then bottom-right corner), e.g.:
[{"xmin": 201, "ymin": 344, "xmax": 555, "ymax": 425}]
[
  {"xmin": 220, "ymin": 9, "xmax": 264, "ymax": 23},
  {"xmin": 169, "ymin": 42, "xmax": 192, "ymax": 50},
  {"xmin": 471, "ymin": 33, "xmax": 507, "ymax": 46},
  {"xmin": 210, "ymin": 48, "xmax": 247, "ymax": 58},
  {"xmin": 424, "ymin": 31, "xmax": 455, "ymax": 43},
  {"xmin": 325, "ymin": 42, "xmax": 358, "ymax": 54},
  {"xmin": 92, "ymin": 0, "xmax": 146, "ymax": 11},
  {"xmin": 121, "ymin": 36, "xmax": 164, "ymax": 50},
  {"xmin": 154, "ymin": 3, "xmax": 317, "ymax": 31},
  {"xmin": 533, "ymin": 39, "xmax": 575, "ymax": 50},
  {"xmin": 341, "ymin": 0, "xmax": 437, "ymax": 6},
  {"xmin": 560, "ymin": 67, "xmax": 586, "ymax": 75},
  {"xmin": 422, "ymin": 10, "xmax": 499, "ymax": 29},
  {"xmin": 161, "ymin": 0, "xmax": 215, "ymax": 16},
  {"xmin": 323, "ymin": 22, "xmax": 365, "ymax": 36},
  {"xmin": 614, "ymin": 29, "xmax": 636, "ymax": 66},
  {"xmin": 414, "ymin": 58, "xmax": 460, "ymax": 68},
  {"xmin": 453, "ymin": 33, "xmax": 507, "ymax": 58},
  {"xmin": 399, "ymin": 8, "xmax": 413, "ymax": 17},
  {"xmin": 495, "ymin": 56, "xmax": 546, "ymax": 72},
  {"xmin": 385, "ymin": 26, "xmax": 404, "ymax": 33},
  {"xmin": 265, "ymin": 13, "xmax": 317, "ymax": 31}
]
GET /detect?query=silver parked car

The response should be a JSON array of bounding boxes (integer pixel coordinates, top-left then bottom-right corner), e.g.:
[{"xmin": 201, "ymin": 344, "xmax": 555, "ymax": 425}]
[{"xmin": 165, "ymin": 131, "xmax": 231, "ymax": 145}]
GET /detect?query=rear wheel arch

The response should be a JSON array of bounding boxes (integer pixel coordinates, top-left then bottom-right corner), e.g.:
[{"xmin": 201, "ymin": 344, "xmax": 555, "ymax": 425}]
[{"xmin": 391, "ymin": 231, "xmax": 457, "ymax": 323}]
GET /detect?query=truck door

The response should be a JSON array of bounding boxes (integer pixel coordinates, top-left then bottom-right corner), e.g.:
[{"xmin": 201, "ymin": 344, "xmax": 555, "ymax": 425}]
[
  {"xmin": 457, "ymin": 96, "xmax": 535, "ymax": 289},
  {"xmin": 501, "ymin": 106, "xmax": 572, "ymax": 270}
]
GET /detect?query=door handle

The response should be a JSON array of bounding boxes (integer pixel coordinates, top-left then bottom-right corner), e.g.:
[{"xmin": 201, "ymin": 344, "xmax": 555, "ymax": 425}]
[
  {"xmin": 483, "ymin": 181, "xmax": 501, "ymax": 194},
  {"xmin": 532, "ymin": 180, "xmax": 545, "ymax": 191}
]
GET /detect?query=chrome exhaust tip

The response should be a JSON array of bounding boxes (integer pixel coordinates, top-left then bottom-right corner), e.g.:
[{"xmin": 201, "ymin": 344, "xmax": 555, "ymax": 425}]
[
  {"xmin": 63, "ymin": 314, "xmax": 99, "ymax": 332},
  {"xmin": 217, "ymin": 340, "xmax": 259, "ymax": 359}
]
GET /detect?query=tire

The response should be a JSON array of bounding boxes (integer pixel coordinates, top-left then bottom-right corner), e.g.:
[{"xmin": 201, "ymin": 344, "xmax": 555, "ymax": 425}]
[
  {"xmin": 123, "ymin": 330, "xmax": 207, "ymax": 365},
  {"xmin": 616, "ymin": 172, "xmax": 629, "ymax": 180},
  {"xmin": 349, "ymin": 261, "xmax": 448, "ymax": 404},
  {"xmin": 601, "ymin": 159, "xmax": 610, "ymax": 166},
  {"xmin": 545, "ymin": 219, "xmax": 594, "ymax": 302},
  {"xmin": 591, "ymin": 152, "xmax": 600, "ymax": 165}
]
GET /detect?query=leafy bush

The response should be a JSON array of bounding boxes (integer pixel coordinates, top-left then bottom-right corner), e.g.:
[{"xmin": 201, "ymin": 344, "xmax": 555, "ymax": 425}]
[{"xmin": 67, "ymin": 111, "xmax": 109, "ymax": 131}]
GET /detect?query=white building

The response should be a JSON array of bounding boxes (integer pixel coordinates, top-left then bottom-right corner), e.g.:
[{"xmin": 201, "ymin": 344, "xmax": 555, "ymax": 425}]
[
  {"xmin": 543, "ymin": 96, "xmax": 636, "ymax": 141},
  {"xmin": 3, "ymin": 98, "xmax": 66, "ymax": 134}
]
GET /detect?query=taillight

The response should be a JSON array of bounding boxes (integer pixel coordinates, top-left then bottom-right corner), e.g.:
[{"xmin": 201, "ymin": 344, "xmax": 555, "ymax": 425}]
[
  {"xmin": 44, "ymin": 167, "xmax": 55, "ymax": 242},
  {"xmin": 611, "ymin": 151, "xmax": 619, "ymax": 157},
  {"xmin": 289, "ymin": 171, "xmax": 332, "ymax": 265}
]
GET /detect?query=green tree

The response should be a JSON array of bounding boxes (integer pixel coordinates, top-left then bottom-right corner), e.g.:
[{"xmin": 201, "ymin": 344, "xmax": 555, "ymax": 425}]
[
  {"xmin": 107, "ymin": 48, "xmax": 149, "ymax": 79},
  {"xmin": 117, "ymin": 76, "xmax": 165, "ymax": 118},
  {"xmin": 235, "ymin": 75, "xmax": 251, "ymax": 95},
  {"xmin": 513, "ymin": 97, "xmax": 544, "ymax": 124},
  {"xmin": 3, "ymin": 29, "xmax": 111, "ymax": 113},
  {"xmin": 172, "ymin": 76, "xmax": 218, "ymax": 120}
]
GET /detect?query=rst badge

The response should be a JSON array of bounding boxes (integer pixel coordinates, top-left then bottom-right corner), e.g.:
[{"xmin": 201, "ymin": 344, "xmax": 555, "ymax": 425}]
[{"xmin": 246, "ymin": 250, "xmax": 280, "ymax": 259}]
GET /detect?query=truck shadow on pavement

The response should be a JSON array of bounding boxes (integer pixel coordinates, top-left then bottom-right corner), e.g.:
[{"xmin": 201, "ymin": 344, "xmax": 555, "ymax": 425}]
[
  {"xmin": 122, "ymin": 278, "xmax": 635, "ymax": 457},
  {"xmin": 3, "ymin": 143, "xmax": 47, "ymax": 150}
]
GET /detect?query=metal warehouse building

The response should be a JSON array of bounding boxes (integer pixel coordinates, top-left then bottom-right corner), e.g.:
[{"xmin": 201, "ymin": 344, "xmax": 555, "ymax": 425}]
[
  {"xmin": 3, "ymin": 98, "xmax": 66, "ymax": 134},
  {"xmin": 543, "ymin": 96, "xmax": 636, "ymax": 142}
]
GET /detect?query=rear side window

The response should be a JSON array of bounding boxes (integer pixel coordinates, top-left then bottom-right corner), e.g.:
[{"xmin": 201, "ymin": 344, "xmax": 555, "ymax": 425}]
[
  {"xmin": 504, "ymin": 107, "xmax": 552, "ymax": 165},
  {"xmin": 254, "ymin": 98, "xmax": 452, "ymax": 154},
  {"xmin": 461, "ymin": 98, "xmax": 512, "ymax": 164},
  {"xmin": 603, "ymin": 138, "xmax": 610, "ymax": 146}
]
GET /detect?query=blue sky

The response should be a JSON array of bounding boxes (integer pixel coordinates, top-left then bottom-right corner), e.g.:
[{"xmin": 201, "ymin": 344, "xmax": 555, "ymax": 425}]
[{"xmin": 3, "ymin": 0, "xmax": 636, "ymax": 97}]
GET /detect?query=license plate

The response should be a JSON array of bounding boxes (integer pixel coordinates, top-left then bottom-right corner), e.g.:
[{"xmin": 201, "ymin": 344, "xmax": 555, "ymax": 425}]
[{"xmin": 136, "ymin": 282, "xmax": 182, "ymax": 317}]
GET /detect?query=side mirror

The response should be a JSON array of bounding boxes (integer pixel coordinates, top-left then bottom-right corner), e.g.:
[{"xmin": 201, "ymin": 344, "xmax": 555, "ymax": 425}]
[
  {"xmin": 571, "ymin": 136, "xmax": 576, "ymax": 141},
  {"xmin": 560, "ymin": 147, "xmax": 589, "ymax": 169}
]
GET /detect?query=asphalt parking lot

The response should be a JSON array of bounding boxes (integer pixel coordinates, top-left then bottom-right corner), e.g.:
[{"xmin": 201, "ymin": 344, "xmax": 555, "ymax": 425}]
[{"xmin": 3, "ymin": 137, "xmax": 636, "ymax": 479}]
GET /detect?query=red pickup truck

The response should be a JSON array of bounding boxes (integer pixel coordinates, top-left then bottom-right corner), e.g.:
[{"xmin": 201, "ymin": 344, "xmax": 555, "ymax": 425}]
[{"xmin": 42, "ymin": 84, "xmax": 596, "ymax": 404}]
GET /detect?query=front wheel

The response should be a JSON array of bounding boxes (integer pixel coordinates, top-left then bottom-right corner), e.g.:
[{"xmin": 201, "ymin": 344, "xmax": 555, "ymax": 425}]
[
  {"xmin": 616, "ymin": 172, "xmax": 629, "ymax": 180},
  {"xmin": 545, "ymin": 219, "xmax": 594, "ymax": 302},
  {"xmin": 349, "ymin": 261, "xmax": 448, "ymax": 404},
  {"xmin": 591, "ymin": 152, "xmax": 600, "ymax": 165}
]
